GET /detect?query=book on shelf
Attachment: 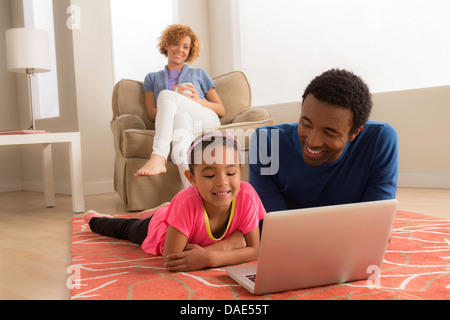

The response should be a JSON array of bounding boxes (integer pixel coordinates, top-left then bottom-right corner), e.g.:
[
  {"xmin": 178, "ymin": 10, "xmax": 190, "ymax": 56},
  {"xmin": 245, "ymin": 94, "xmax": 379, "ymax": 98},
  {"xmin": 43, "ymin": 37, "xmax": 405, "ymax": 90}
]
[{"xmin": 0, "ymin": 129, "xmax": 50, "ymax": 135}]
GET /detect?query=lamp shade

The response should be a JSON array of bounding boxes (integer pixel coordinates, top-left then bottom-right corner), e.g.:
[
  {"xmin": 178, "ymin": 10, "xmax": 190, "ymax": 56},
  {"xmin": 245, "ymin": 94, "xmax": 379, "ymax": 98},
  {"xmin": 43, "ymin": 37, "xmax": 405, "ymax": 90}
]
[{"xmin": 6, "ymin": 28, "xmax": 51, "ymax": 74}]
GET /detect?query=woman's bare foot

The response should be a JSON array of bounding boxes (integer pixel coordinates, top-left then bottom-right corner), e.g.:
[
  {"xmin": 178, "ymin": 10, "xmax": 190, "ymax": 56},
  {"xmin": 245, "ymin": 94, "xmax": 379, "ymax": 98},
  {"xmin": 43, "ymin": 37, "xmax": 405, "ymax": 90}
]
[{"xmin": 134, "ymin": 154, "xmax": 167, "ymax": 177}]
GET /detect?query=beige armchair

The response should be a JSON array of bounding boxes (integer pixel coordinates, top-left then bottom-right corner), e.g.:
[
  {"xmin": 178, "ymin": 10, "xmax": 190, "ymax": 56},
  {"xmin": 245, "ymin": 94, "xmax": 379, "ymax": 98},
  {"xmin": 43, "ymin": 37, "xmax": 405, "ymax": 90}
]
[{"xmin": 111, "ymin": 71, "xmax": 276, "ymax": 211}]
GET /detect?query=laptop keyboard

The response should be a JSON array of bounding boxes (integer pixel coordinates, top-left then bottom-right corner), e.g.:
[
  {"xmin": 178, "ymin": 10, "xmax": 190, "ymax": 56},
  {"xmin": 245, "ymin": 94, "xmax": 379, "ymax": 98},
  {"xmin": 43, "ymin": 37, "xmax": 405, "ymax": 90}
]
[{"xmin": 245, "ymin": 274, "xmax": 256, "ymax": 283}]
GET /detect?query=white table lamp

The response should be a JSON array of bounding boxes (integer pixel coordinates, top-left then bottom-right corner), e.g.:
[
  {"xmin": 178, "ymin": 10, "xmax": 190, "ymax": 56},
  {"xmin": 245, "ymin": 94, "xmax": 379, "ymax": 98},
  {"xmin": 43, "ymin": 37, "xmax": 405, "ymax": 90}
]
[{"xmin": 6, "ymin": 28, "xmax": 51, "ymax": 130}]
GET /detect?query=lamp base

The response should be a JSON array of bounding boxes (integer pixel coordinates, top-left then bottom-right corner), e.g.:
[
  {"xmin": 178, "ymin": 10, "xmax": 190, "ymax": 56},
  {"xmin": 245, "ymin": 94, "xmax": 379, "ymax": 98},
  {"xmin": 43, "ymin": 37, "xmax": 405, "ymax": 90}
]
[{"xmin": 26, "ymin": 69, "xmax": 37, "ymax": 130}]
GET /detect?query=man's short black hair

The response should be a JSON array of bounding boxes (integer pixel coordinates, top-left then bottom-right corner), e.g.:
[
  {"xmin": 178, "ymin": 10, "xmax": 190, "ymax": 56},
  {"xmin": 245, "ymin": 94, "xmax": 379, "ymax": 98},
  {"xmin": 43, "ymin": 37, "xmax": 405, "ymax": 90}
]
[{"xmin": 302, "ymin": 69, "xmax": 372, "ymax": 134}]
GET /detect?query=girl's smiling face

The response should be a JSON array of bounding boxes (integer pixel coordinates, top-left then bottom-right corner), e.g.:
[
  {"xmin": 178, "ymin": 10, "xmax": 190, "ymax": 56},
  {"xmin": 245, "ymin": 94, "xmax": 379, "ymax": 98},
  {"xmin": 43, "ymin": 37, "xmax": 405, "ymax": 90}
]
[{"xmin": 185, "ymin": 146, "xmax": 243, "ymax": 215}]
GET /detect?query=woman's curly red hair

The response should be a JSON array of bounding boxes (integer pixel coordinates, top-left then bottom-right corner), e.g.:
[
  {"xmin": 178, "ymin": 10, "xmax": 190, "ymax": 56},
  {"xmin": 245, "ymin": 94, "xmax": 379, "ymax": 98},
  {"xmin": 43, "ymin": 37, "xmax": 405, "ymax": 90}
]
[{"xmin": 158, "ymin": 24, "xmax": 201, "ymax": 64}]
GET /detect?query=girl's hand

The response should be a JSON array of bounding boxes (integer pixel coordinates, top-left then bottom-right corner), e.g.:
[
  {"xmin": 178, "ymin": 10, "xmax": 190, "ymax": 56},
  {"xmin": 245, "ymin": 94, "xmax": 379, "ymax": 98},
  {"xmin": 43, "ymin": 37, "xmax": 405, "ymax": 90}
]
[{"xmin": 164, "ymin": 244, "xmax": 211, "ymax": 272}]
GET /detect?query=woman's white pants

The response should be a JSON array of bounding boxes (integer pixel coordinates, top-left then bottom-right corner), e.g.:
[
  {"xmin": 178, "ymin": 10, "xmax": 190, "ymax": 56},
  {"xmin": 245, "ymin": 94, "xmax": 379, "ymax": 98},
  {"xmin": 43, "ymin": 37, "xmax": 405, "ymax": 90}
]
[{"xmin": 152, "ymin": 90, "xmax": 221, "ymax": 187}]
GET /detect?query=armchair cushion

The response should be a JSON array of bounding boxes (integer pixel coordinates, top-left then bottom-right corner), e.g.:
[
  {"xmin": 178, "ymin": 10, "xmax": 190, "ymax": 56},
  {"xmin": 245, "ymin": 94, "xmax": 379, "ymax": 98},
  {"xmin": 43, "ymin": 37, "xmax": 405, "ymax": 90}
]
[{"xmin": 214, "ymin": 71, "xmax": 252, "ymax": 125}]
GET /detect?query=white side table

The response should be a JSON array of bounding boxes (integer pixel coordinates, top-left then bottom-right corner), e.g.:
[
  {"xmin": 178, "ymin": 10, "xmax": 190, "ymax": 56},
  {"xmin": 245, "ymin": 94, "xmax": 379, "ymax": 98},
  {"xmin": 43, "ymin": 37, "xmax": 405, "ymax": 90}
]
[{"xmin": 0, "ymin": 132, "xmax": 85, "ymax": 213}]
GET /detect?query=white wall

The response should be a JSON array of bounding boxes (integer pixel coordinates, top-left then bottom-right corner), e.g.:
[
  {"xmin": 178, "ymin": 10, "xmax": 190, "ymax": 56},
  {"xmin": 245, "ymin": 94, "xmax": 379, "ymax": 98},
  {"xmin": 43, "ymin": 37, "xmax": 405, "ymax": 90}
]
[
  {"xmin": 174, "ymin": 0, "xmax": 242, "ymax": 77},
  {"xmin": 23, "ymin": 0, "xmax": 60, "ymax": 120},
  {"xmin": 70, "ymin": 0, "xmax": 116, "ymax": 195},
  {"xmin": 175, "ymin": 0, "xmax": 211, "ymax": 72},
  {"xmin": 110, "ymin": 0, "xmax": 173, "ymax": 83},
  {"xmin": 0, "ymin": 0, "xmax": 448, "ymax": 196},
  {"xmin": 223, "ymin": 0, "xmax": 450, "ymax": 189},
  {"xmin": 0, "ymin": 0, "xmax": 116, "ymax": 196},
  {"xmin": 207, "ymin": 0, "xmax": 242, "ymax": 77},
  {"xmin": 0, "ymin": 0, "xmax": 21, "ymax": 192},
  {"xmin": 258, "ymin": 85, "xmax": 450, "ymax": 189},
  {"xmin": 239, "ymin": 0, "xmax": 450, "ymax": 106},
  {"xmin": 371, "ymin": 85, "xmax": 450, "ymax": 189}
]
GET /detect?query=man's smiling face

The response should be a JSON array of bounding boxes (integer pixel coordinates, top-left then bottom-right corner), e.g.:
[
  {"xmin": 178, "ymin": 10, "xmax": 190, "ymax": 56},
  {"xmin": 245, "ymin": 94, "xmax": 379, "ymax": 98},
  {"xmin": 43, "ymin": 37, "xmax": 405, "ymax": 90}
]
[{"xmin": 297, "ymin": 94, "xmax": 363, "ymax": 166}]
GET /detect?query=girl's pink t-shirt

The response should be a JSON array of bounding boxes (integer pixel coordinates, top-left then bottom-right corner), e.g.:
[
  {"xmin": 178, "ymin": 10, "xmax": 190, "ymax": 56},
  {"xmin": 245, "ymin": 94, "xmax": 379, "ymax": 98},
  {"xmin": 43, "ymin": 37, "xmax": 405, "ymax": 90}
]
[{"xmin": 140, "ymin": 181, "xmax": 266, "ymax": 255}]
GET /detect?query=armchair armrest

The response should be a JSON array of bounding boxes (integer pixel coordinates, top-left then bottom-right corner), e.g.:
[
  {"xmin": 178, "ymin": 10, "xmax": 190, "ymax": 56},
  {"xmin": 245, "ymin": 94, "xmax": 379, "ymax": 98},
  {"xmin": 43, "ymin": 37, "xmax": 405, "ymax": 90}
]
[
  {"xmin": 111, "ymin": 114, "xmax": 147, "ymax": 156},
  {"xmin": 111, "ymin": 114, "xmax": 147, "ymax": 131},
  {"xmin": 231, "ymin": 107, "xmax": 273, "ymax": 123},
  {"xmin": 219, "ymin": 109, "xmax": 276, "ymax": 150}
]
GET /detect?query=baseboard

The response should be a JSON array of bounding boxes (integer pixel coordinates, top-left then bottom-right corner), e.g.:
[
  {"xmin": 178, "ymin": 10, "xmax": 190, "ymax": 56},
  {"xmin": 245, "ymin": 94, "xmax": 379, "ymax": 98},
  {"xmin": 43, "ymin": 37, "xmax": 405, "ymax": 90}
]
[
  {"xmin": 82, "ymin": 180, "xmax": 115, "ymax": 196},
  {"xmin": 0, "ymin": 181, "xmax": 22, "ymax": 193},
  {"xmin": 16, "ymin": 180, "xmax": 115, "ymax": 196},
  {"xmin": 398, "ymin": 172, "xmax": 450, "ymax": 189}
]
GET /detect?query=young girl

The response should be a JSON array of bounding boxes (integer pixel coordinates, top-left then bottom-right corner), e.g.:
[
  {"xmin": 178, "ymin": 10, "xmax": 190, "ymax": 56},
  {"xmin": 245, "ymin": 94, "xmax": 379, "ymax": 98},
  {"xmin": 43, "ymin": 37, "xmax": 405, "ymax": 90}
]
[
  {"xmin": 84, "ymin": 133, "xmax": 266, "ymax": 272},
  {"xmin": 134, "ymin": 24, "xmax": 225, "ymax": 189}
]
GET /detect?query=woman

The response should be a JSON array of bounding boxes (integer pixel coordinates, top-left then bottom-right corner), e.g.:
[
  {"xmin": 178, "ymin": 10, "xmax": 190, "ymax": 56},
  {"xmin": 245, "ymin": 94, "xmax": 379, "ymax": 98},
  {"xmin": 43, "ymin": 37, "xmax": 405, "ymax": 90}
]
[{"xmin": 135, "ymin": 24, "xmax": 225, "ymax": 188}]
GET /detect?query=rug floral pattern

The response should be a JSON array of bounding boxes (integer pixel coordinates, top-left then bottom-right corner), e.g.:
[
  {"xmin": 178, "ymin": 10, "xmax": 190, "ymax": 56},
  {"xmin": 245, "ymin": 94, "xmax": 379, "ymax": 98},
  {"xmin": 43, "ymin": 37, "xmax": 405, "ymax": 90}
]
[{"xmin": 69, "ymin": 211, "xmax": 450, "ymax": 300}]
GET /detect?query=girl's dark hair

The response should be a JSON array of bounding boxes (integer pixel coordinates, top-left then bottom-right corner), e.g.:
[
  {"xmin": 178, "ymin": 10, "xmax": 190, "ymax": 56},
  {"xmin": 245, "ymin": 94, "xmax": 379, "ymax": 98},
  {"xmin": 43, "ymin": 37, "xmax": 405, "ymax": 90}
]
[
  {"xmin": 187, "ymin": 133, "xmax": 242, "ymax": 173},
  {"xmin": 302, "ymin": 69, "xmax": 372, "ymax": 134}
]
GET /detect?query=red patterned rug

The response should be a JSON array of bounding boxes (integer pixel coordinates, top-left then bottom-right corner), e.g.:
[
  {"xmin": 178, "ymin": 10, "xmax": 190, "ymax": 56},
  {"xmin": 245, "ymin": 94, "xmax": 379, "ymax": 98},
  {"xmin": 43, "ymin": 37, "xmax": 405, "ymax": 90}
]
[{"xmin": 69, "ymin": 210, "xmax": 450, "ymax": 300}]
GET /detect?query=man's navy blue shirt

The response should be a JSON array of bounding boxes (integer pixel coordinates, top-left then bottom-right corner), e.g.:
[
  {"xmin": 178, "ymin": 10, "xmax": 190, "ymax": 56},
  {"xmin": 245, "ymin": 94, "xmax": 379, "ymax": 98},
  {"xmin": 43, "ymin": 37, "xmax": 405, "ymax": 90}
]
[{"xmin": 249, "ymin": 121, "xmax": 399, "ymax": 213}]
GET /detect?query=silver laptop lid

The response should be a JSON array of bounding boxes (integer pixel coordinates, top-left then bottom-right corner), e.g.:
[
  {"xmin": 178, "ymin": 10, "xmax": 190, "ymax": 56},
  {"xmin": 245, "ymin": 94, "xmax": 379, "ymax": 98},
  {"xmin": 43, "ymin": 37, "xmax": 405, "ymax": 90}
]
[{"xmin": 253, "ymin": 199, "xmax": 398, "ymax": 294}]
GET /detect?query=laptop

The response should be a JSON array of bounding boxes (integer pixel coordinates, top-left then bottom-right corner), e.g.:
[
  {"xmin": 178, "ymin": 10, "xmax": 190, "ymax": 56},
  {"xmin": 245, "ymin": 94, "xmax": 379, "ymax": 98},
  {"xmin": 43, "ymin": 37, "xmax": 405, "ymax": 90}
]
[{"xmin": 226, "ymin": 199, "xmax": 398, "ymax": 295}]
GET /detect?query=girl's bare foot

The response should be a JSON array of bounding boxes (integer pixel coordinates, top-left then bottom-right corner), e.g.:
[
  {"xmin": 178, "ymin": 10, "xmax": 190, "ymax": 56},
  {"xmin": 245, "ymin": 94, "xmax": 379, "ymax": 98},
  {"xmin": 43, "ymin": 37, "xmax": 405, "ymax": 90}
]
[{"xmin": 134, "ymin": 154, "xmax": 167, "ymax": 177}]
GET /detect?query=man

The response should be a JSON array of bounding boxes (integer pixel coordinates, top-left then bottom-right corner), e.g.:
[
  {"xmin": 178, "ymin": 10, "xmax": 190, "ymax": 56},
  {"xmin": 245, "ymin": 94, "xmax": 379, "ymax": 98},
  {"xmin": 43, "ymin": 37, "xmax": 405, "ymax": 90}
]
[{"xmin": 249, "ymin": 69, "xmax": 398, "ymax": 213}]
